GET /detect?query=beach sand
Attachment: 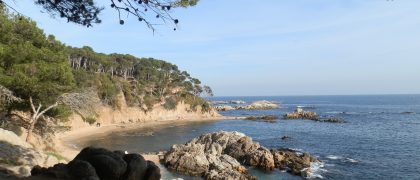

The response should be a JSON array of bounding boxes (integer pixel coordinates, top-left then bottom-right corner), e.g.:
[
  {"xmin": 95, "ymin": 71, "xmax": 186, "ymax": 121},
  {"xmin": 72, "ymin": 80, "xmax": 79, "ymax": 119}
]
[{"xmin": 53, "ymin": 116, "xmax": 244, "ymax": 161}]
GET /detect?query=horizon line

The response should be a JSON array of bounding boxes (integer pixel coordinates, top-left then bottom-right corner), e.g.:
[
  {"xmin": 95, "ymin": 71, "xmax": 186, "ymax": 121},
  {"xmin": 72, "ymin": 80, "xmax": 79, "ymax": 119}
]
[{"xmin": 211, "ymin": 93, "xmax": 420, "ymax": 97}]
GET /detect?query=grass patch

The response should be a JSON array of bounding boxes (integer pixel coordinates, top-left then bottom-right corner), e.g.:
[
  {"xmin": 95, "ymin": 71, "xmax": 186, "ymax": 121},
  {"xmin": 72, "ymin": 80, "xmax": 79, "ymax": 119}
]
[
  {"xmin": 84, "ymin": 116, "xmax": 97, "ymax": 125},
  {"xmin": 46, "ymin": 152, "xmax": 68, "ymax": 162}
]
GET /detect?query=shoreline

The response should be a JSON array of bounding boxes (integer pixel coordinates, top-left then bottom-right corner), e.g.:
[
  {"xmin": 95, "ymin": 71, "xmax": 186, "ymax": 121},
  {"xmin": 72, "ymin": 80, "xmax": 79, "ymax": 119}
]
[{"xmin": 54, "ymin": 115, "xmax": 244, "ymax": 160}]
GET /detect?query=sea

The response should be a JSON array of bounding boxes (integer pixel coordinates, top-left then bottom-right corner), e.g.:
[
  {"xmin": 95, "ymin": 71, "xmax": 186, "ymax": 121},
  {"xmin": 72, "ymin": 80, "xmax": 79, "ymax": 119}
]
[{"xmin": 76, "ymin": 95, "xmax": 420, "ymax": 179}]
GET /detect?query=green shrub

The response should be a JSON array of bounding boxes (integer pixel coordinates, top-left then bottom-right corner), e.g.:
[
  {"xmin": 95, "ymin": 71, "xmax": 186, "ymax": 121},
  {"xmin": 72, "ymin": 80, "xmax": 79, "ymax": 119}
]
[
  {"xmin": 95, "ymin": 74, "xmax": 119, "ymax": 106},
  {"xmin": 121, "ymin": 81, "xmax": 137, "ymax": 106},
  {"xmin": 181, "ymin": 93, "xmax": 212, "ymax": 112},
  {"xmin": 163, "ymin": 97, "xmax": 178, "ymax": 110},
  {"xmin": 200, "ymin": 101, "xmax": 212, "ymax": 113},
  {"xmin": 84, "ymin": 116, "xmax": 96, "ymax": 125},
  {"xmin": 143, "ymin": 95, "xmax": 159, "ymax": 111},
  {"xmin": 46, "ymin": 152, "xmax": 68, "ymax": 161},
  {"xmin": 45, "ymin": 105, "xmax": 73, "ymax": 122}
]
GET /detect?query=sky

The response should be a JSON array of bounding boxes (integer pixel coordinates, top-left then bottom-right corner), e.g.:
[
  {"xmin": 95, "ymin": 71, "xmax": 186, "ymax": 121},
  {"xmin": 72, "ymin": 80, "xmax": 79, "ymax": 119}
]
[{"xmin": 7, "ymin": 0, "xmax": 420, "ymax": 96}]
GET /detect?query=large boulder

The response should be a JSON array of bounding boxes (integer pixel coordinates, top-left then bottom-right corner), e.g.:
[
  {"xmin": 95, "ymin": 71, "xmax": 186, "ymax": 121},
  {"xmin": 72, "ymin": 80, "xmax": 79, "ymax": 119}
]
[
  {"xmin": 122, "ymin": 154, "xmax": 148, "ymax": 180},
  {"xmin": 164, "ymin": 144, "xmax": 209, "ymax": 176},
  {"xmin": 30, "ymin": 147, "xmax": 161, "ymax": 180},
  {"xmin": 73, "ymin": 147, "xmax": 127, "ymax": 180},
  {"xmin": 244, "ymin": 147, "xmax": 275, "ymax": 171},
  {"xmin": 164, "ymin": 131, "xmax": 256, "ymax": 179},
  {"xmin": 271, "ymin": 148, "xmax": 319, "ymax": 176}
]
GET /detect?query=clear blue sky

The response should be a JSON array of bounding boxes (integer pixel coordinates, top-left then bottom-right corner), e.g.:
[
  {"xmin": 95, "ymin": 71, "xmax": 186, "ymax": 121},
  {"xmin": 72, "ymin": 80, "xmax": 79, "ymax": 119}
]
[{"xmin": 10, "ymin": 0, "xmax": 420, "ymax": 96}]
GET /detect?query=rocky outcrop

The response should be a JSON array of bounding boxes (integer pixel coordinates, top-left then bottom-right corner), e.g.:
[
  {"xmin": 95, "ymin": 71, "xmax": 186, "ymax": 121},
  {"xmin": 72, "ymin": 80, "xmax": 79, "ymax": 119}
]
[
  {"xmin": 0, "ymin": 128, "xmax": 63, "ymax": 177},
  {"xmin": 237, "ymin": 101, "xmax": 280, "ymax": 110},
  {"xmin": 284, "ymin": 107, "xmax": 345, "ymax": 123},
  {"xmin": 272, "ymin": 149, "xmax": 319, "ymax": 177},
  {"xmin": 164, "ymin": 131, "xmax": 318, "ymax": 179},
  {"xmin": 30, "ymin": 147, "xmax": 160, "ymax": 180},
  {"xmin": 283, "ymin": 107, "xmax": 319, "ymax": 120},
  {"xmin": 214, "ymin": 105, "xmax": 236, "ymax": 112},
  {"xmin": 214, "ymin": 101, "xmax": 280, "ymax": 111}
]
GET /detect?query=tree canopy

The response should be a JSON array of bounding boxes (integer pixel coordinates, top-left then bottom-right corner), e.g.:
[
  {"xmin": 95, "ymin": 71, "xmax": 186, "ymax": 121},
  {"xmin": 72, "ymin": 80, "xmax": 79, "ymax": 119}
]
[
  {"xmin": 0, "ymin": 0, "xmax": 199, "ymax": 30},
  {"xmin": 0, "ymin": 5, "xmax": 211, "ymax": 116}
]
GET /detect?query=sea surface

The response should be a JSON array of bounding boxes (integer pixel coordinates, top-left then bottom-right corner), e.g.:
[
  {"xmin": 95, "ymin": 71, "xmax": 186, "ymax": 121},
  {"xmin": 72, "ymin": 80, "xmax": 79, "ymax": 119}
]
[{"xmin": 77, "ymin": 95, "xmax": 420, "ymax": 179}]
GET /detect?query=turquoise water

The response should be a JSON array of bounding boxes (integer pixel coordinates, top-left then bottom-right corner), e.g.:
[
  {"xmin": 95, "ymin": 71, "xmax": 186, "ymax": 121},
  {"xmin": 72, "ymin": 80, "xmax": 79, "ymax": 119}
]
[{"xmin": 77, "ymin": 95, "xmax": 420, "ymax": 179}]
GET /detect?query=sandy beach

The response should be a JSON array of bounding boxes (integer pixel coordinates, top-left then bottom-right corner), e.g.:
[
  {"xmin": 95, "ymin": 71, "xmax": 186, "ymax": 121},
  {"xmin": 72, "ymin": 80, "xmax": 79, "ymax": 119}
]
[{"xmin": 54, "ymin": 115, "xmax": 243, "ymax": 161}]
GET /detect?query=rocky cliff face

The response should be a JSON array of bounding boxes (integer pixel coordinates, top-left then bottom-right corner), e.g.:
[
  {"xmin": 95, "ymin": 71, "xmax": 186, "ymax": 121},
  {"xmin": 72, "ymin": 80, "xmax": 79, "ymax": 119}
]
[{"xmin": 66, "ymin": 91, "xmax": 220, "ymax": 129}]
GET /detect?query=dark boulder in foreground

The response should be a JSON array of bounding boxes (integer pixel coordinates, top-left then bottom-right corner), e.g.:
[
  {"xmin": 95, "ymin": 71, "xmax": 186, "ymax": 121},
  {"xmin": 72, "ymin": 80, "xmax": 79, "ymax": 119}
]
[
  {"xmin": 164, "ymin": 131, "xmax": 319, "ymax": 180},
  {"xmin": 30, "ymin": 147, "xmax": 160, "ymax": 180}
]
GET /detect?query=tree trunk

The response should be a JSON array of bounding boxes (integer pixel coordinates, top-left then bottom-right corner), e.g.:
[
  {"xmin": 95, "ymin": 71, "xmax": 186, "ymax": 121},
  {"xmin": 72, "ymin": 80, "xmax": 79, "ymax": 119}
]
[{"xmin": 26, "ymin": 97, "xmax": 58, "ymax": 142}]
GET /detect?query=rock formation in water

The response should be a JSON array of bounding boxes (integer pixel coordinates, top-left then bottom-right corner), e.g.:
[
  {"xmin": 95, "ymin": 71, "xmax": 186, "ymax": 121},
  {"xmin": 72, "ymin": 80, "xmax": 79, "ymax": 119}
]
[
  {"xmin": 163, "ymin": 131, "xmax": 319, "ymax": 179},
  {"xmin": 237, "ymin": 100, "xmax": 280, "ymax": 110},
  {"xmin": 283, "ymin": 107, "xmax": 345, "ymax": 123},
  {"xmin": 30, "ymin": 147, "xmax": 160, "ymax": 180},
  {"xmin": 271, "ymin": 148, "xmax": 318, "ymax": 176},
  {"xmin": 283, "ymin": 107, "xmax": 319, "ymax": 120},
  {"xmin": 245, "ymin": 115, "xmax": 278, "ymax": 123},
  {"xmin": 214, "ymin": 100, "xmax": 280, "ymax": 111}
]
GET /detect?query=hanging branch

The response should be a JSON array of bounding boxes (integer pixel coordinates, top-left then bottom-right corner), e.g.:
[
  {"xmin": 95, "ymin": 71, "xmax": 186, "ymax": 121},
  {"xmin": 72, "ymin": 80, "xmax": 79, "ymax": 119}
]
[{"xmin": 0, "ymin": 0, "xmax": 194, "ymax": 30}]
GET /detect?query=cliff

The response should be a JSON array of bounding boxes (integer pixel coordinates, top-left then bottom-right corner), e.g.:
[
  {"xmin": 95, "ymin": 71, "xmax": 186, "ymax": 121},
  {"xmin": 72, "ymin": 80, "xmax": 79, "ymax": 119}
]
[{"xmin": 65, "ymin": 91, "xmax": 220, "ymax": 130}]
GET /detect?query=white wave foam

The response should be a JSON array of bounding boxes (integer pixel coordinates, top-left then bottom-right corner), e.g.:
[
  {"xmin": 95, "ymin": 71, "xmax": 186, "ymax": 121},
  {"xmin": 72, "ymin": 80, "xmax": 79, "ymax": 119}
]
[
  {"xmin": 326, "ymin": 155, "xmax": 342, "ymax": 160},
  {"xmin": 290, "ymin": 148, "xmax": 304, "ymax": 152},
  {"xmin": 325, "ymin": 111, "xmax": 341, "ymax": 114},
  {"xmin": 326, "ymin": 155, "xmax": 358, "ymax": 163},
  {"xmin": 289, "ymin": 148, "xmax": 304, "ymax": 155},
  {"xmin": 232, "ymin": 131, "xmax": 246, "ymax": 137},
  {"xmin": 305, "ymin": 161, "xmax": 326, "ymax": 179},
  {"xmin": 344, "ymin": 158, "xmax": 358, "ymax": 163}
]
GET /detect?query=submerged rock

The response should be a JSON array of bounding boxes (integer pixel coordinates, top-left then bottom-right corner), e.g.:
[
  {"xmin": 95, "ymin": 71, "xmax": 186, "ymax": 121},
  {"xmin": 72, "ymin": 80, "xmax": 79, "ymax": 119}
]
[
  {"xmin": 281, "ymin": 136, "xmax": 291, "ymax": 140},
  {"xmin": 317, "ymin": 117, "xmax": 346, "ymax": 123},
  {"xmin": 164, "ymin": 131, "xmax": 318, "ymax": 179},
  {"xmin": 245, "ymin": 115, "xmax": 278, "ymax": 122},
  {"xmin": 30, "ymin": 147, "xmax": 160, "ymax": 180}
]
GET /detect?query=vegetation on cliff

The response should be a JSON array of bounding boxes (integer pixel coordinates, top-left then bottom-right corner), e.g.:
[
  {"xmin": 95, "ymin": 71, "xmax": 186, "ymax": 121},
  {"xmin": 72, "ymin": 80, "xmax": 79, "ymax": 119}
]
[{"xmin": 0, "ymin": 6, "xmax": 213, "ymax": 140}]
